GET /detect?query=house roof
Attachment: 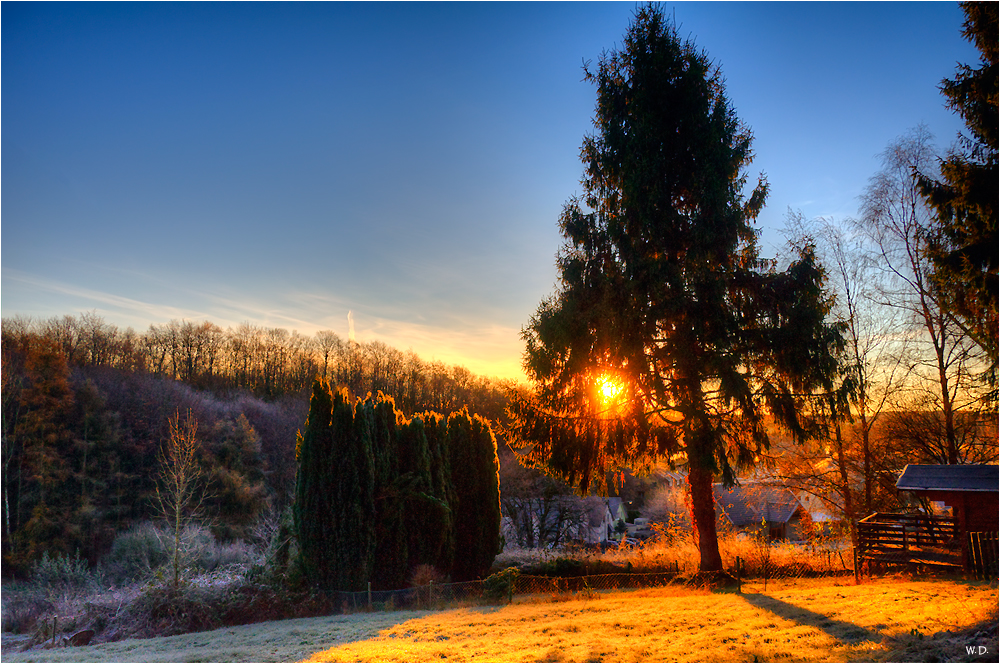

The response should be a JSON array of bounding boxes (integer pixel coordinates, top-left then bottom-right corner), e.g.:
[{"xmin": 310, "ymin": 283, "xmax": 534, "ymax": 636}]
[
  {"xmin": 896, "ymin": 464, "xmax": 999, "ymax": 493},
  {"xmin": 584, "ymin": 497, "xmax": 610, "ymax": 528},
  {"xmin": 795, "ymin": 492, "xmax": 837, "ymax": 522},
  {"xmin": 645, "ymin": 468, "xmax": 688, "ymax": 487},
  {"xmin": 606, "ymin": 497, "xmax": 627, "ymax": 521},
  {"xmin": 713, "ymin": 484, "xmax": 802, "ymax": 526}
]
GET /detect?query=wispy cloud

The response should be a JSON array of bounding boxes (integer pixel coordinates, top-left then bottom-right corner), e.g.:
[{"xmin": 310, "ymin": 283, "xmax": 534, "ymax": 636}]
[
  {"xmin": 2, "ymin": 269, "xmax": 527, "ymax": 380},
  {"xmin": 2, "ymin": 268, "xmax": 212, "ymax": 325}
]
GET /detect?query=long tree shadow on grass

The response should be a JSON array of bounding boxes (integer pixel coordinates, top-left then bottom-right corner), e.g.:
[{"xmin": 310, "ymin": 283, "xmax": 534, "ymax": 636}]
[{"xmin": 738, "ymin": 592, "xmax": 880, "ymax": 645}]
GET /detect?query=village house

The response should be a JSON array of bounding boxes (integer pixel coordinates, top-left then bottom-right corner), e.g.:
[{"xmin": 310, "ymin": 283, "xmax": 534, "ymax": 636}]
[
  {"xmin": 500, "ymin": 495, "xmax": 637, "ymax": 549},
  {"xmin": 631, "ymin": 466, "xmax": 812, "ymax": 542},
  {"xmin": 713, "ymin": 483, "xmax": 809, "ymax": 541}
]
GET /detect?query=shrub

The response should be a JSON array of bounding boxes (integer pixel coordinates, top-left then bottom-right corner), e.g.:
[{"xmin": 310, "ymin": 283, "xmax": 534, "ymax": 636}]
[
  {"xmin": 104, "ymin": 576, "xmax": 334, "ymax": 641},
  {"xmin": 30, "ymin": 550, "xmax": 97, "ymax": 590},
  {"xmin": 0, "ymin": 588, "xmax": 55, "ymax": 634},
  {"xmin": 409, "ymin": 563, "xmax": 448, "ymax": 588},
  {"xmin": 483, "ymin": 567, "xmax": 519, "ymax": 602},
  {"xmin": 102, "ymin": 521, "xmax": 265, "ymax": 587},
  {"xmin": 124, "ymin": 584, "xmax": 223, "ymax": 637},
  {"xmin": 180, "ymin": 525, "xmax": 226, "ymax": 572},
  {"xmin": 101, "ymin": 522, "xmax": 170, "ymax": 583}
]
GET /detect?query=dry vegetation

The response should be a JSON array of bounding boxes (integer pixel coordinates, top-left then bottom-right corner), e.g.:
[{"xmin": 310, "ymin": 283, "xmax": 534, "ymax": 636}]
[{"xmin": 494, "ymin": 525, "xmax": 854, "ymax": 580}]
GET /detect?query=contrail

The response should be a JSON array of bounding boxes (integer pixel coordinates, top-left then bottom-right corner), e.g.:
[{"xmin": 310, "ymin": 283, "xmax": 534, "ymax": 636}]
[{"xmin": 348, "ymin": 310, "xmax": 356, "ymax": 343}]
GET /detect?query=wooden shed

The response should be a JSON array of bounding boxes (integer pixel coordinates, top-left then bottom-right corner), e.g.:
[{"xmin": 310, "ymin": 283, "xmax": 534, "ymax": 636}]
[
  {"xmin": 865, "ymin": 464, "xmax": 1000, "ymax": 575},
  {"xmin": 895, "ymin": 464, "xmax": 999, "ymax": 534}
]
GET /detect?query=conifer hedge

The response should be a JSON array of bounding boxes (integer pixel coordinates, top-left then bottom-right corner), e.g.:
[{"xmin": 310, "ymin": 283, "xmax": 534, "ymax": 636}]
[{"xmin": 293, "ymin": 379, "xmax": 500, "ymax": 593}]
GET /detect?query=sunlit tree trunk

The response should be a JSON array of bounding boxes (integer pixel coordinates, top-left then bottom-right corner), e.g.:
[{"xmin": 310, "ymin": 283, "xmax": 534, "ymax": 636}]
[{"xmin": 687, "ymin": 462, "xmax": 722, "ymax": 572}]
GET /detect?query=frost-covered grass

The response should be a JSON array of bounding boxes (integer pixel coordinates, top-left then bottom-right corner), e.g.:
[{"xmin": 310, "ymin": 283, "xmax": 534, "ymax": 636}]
[
  {"xmin": 3, "ymin": 577, "xmax": 995, "ymax": 662},
  {"xmin": 1, "ymin": 610, "xmax": 435, "ymax": 663},
  {"xmin": 306, "ymin": 578, "xmax": 997, "ymax": 663}
]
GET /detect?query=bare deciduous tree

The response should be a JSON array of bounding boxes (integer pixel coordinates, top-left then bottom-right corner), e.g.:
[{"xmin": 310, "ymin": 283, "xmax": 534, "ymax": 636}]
[
  {"xmin": 155, "ymin": 409, "xmax": 207, "ymax": 589},
  {"xmin": 780, "ymin": 210, "xmax": 911, "ymax": 532},
  {"xmin": 859, "ymin": 126, "xmax": 989, "ymax": 464}
]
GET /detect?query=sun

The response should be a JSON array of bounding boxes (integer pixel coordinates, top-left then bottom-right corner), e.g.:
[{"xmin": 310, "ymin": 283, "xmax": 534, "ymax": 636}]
[{"xmin": 596, "ymin": 374, "xmax": 623, "ymax": 404}]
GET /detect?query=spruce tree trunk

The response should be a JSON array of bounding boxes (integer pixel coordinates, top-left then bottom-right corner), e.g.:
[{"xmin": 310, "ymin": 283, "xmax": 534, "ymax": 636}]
[{"xmin": 688, "ymin": 463, "xmax": 723, "ymax": 572}]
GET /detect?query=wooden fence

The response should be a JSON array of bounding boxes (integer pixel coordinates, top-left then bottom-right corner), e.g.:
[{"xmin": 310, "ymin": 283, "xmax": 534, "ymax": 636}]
[
  {"xmin": 968, "ymin": 531, "xmax": 999, "ymax": 579},
  {"xmin": 855, "ymin": 512, "xmax": 962, "ymax": 573}
]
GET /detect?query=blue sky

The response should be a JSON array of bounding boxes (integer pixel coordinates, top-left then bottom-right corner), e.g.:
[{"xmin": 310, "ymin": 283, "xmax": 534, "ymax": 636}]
[{"xmin": 1, "ymin": 1, "xmax": 978, "ymax": 380}]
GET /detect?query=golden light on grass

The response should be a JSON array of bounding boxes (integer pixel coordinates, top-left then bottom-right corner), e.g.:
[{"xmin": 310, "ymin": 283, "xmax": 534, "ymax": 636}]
[{"xmin": 303, "ymin": 578, "xmax": 997, "ymax": 663}]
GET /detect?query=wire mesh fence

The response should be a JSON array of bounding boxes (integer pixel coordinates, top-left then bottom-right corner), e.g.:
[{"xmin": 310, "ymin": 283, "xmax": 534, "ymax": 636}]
[
  {"xmin": 515, "ymin": 572, "xmax": 680, "ymax": 594},
  {"xmin": 332, "ymin": 573, "xmax": 682, "ymax": 614},
  {"xmin": 332, "ymin": 549, "xmax": 858, "ymax": 614},
  {"xmin": 335, "ymin": 580, "xmax": 492, "ymax": 613},
  {"xmin": 332, "ymin": 534, "xmax": 992, "ymax": 615}
]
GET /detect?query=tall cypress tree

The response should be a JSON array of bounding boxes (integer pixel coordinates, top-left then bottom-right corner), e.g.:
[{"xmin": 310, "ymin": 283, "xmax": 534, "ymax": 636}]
[
  {"xmin": 293, "ymin": 381, "xmax": 376, "ymax": 593},
  {"xmin": 415, "ymin": 411, "xmax": 456, "ymax": 578},
  {"xmin": 333, "ymin": 392, "xmax": 376, "ymax": 592},
  {"xmin": 293, "ymin": 379, "xmax": 336, "ymax": 591},
  {"xmin": 294, "ymin": 380, "xmax": 501, "ymax": 589},
  {"xmin": 371, "ymin": 393, "xmax": 406, "ymax": 590},
  {"xmin": 447, "ymin": 408, "xmax": 501, "ymax": 581}
]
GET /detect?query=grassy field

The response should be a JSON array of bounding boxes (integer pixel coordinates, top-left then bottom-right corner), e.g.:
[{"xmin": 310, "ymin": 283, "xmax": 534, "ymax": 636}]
[
  {"xmin": 3, "ymin": 577, "xmax": 996, "ymax": 663},
  {"xmin": 1, "ymin": 610, "xmax": 437, "ymax": 663},
  {"xmin": 307, "ymin": 577, "xmax": 997, "ymax": 663}
]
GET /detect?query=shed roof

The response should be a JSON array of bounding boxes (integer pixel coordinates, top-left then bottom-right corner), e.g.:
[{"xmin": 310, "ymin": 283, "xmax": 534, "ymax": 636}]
[{"xmin": 896, "ymin": 464, "xmax": 999, "ymax": 493}]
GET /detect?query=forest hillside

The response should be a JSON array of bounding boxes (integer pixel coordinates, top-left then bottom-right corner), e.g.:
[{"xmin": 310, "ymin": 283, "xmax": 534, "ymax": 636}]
[{"xmin": 1, "ymin": 313, "xmax": 512, "ymax": 576}]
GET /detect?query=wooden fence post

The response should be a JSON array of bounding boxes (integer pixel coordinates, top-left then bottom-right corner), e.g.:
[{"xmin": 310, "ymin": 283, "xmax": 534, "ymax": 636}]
[{"xmin": 853, "ymin": 547, "xmax": 860, "ymax": 586}]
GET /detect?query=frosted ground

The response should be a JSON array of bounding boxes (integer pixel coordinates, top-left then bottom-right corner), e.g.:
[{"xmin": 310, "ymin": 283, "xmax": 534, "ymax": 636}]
[
  {"xmin": 3, "ymin": 578, "xmax": 996, "ymax": 663},
  {"xmin": 1, "ymin": 610, "xmax": 434, "ymax": 663}
]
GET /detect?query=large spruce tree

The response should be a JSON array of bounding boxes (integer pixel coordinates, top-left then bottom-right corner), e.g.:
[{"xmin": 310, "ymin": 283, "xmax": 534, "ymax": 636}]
[
  {"xmin": 917, "ymin": 1, "xmax": 998, "ymax": 384},
  {"xmin": 509, "ymin": 5, "xmax": 845, "ymax": 572}
]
